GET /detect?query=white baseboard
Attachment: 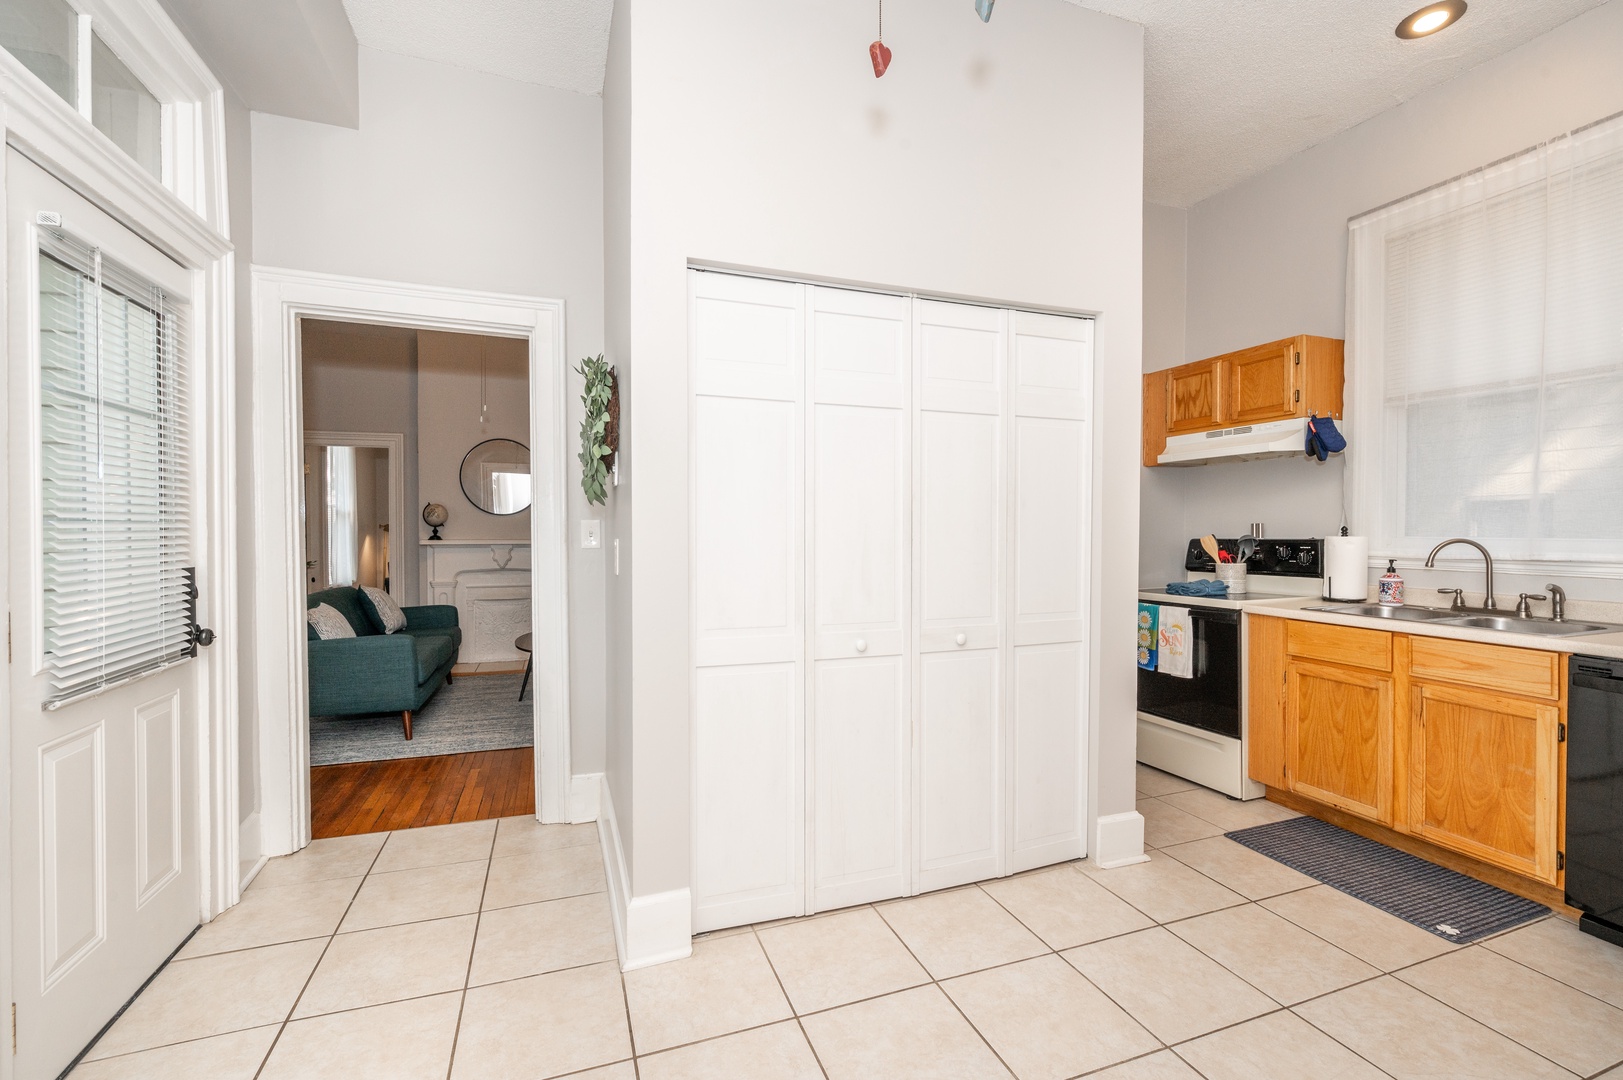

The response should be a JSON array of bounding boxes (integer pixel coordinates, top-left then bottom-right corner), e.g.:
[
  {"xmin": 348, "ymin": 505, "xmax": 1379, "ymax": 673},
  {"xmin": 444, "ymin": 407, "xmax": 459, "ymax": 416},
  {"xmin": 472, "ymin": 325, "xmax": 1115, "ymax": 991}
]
[
  {"xmin": 1093, "ymin": 810, "xmax": 1150, "ymax": 868},
  {"xmin": 597, "ymin": 774, "xmax": 692, "ymax": 971},
  {"xmin": 237, "ymin": 812, "xmax": 268, "ymax": 892},
  {"xmin": 570, "ymin": 772, "xmax": 603, "ymax": 823}
]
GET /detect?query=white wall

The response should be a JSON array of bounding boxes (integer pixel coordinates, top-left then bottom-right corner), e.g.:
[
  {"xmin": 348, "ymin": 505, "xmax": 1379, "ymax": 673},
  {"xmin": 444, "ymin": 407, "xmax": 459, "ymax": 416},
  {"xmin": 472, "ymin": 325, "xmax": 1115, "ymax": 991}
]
[
  {"xmin": 1150, "ymin": 0, "xmax": 1623, "ymax": 601},
  {"xmin": 1140, "ymin": 202, "xmax": 1188, "ymax": 587},
  {"xmin": 252, "ymin": 46, "xmax": 609, "ymax": 772},
  {"xmin": 606, "ymin": 0, "xmax": 1145, "ymax": 901}
]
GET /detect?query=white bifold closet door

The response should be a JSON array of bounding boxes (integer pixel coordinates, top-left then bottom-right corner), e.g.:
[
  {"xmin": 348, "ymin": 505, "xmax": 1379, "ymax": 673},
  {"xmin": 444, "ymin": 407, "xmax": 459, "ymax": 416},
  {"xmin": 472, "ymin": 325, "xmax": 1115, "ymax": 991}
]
[{"xmin": 691, "ymin": 271, "xmax": 1092, "ymax": 933}]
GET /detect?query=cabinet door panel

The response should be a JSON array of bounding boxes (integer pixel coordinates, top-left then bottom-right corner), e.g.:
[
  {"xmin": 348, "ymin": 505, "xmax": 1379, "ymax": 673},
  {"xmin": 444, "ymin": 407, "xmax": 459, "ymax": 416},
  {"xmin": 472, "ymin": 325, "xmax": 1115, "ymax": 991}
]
[
  {"xmin": 1166, "ymin": 359, "xmax": 1223, "ymax": 434},
  {"xmin": 694, "ymin": 664, "xmax": 802, "ymax": 930},
  {"xmin": 1228, "ymin": 339, "xmax": 1299, "ymax": 424},
  {"xmin": 917, "ymin": 410, "xmax": 1001, "ymax": 650},
  {"xmin": 813, "ymin": 657, "xmax": 908, "ymax": 908},
  {"xmin": 1408, "ymin": 684, "xmax": 1561, "ymax": 883},
  {"xmin": 1012, "ymin": 416, "xmax": 1086, "ymax": 646},
  {"xmin": 1009, "ymin": 643, "xmax": 1083, "ymax": 870},
  {"xmin": 917, "ymin": 650, "xmax": 1000, "ymax": 890},
  {"xmin": 1287, "ymin": 661, "xmax": 1393, "ymax": 824}
]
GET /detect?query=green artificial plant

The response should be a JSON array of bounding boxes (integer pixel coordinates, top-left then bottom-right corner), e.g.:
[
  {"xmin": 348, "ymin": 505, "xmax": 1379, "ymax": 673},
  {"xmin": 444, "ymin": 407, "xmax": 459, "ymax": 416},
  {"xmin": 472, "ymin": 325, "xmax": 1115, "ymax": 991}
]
[{"xmin": 577, "ymin": 354, "xmax": 616, "ymax": 505}]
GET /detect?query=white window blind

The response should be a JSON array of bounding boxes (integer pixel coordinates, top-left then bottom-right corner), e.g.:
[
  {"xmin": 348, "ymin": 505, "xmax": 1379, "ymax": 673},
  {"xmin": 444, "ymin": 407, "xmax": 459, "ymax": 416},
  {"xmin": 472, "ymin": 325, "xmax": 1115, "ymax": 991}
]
[
  {"xmin": 39, "ymin": 229, "xmax": 192, "ymax": 708},
  {"xmin": 325, "ymin": 445, "xmax": 358, "ymax": 587},
  {"xmin": 1346, "ymin": 113, "xmax": 1623, "ymax": 565}
]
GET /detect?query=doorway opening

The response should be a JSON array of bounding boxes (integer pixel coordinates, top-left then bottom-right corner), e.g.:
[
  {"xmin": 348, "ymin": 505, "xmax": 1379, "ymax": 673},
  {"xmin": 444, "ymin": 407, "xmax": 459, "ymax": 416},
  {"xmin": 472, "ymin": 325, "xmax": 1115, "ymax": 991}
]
[
  {"xmin": 248, "ymin": 268, "xmax": 573, "ymax": 873},
  {"xmin": 298, "ymin": 320, "xmax": 540, "ymax": 837}
]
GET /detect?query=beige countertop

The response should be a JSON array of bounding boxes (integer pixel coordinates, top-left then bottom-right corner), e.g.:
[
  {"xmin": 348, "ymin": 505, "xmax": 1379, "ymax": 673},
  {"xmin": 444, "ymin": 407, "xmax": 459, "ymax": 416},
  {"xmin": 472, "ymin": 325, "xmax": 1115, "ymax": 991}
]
[{"xmin": 1238, "ymin": 596, "xmax": 1623, "ymax": 661}]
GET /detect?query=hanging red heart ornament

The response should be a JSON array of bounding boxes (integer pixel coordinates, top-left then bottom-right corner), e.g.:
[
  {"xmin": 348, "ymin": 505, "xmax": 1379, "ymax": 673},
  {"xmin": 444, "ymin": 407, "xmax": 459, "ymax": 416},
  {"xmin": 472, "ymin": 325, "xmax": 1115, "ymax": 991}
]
[{"xmin": 869, "ymin": 39, "xmax": 892, "ymax": 78}]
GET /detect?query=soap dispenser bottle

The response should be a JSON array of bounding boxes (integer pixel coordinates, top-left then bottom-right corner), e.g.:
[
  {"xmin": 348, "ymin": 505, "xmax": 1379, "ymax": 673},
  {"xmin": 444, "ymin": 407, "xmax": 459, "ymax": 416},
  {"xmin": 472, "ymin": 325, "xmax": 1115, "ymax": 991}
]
[{"xmin": 1378, "ymin": 560, "xmax": 1405, "ymax": 606}]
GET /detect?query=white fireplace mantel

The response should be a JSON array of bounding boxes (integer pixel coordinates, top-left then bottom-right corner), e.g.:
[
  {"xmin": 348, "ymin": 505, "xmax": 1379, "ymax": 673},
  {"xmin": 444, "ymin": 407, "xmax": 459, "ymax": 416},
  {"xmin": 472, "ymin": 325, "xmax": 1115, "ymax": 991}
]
[{"xmin": 420, "ymin": 540, "xmax": 533, "ymax": 663}]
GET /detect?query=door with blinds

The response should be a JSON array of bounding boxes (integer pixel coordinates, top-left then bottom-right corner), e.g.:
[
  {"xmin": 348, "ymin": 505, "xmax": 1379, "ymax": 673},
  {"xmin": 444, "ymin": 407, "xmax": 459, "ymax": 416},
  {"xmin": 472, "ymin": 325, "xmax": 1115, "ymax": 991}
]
[
  {"xmin": 6, "ymin": 151, "xmax": 203, "ymax": 1078},
  {"xmin": 691, "ymin": 270, "xmax": 1092, "ymax": 931}
]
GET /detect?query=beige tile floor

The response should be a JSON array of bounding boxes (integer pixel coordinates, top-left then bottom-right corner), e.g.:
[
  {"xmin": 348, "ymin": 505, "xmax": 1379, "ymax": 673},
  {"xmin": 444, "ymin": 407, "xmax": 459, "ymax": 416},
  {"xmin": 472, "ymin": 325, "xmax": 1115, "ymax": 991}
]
[{"xmin": 70, "ymin": 767, "xmax": 1623, "ymax": 1079}]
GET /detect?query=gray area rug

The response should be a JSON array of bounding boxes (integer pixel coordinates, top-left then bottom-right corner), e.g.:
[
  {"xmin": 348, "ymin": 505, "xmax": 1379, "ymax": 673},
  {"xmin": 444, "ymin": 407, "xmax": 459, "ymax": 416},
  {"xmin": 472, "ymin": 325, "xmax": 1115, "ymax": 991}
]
[
  {"xmin": 310, "ymin": 673, "xmax": 534, "ymax": 766},
  {"xmin": 1226, "ymin": 815, "xmax": 1548, "ymax": 944}
]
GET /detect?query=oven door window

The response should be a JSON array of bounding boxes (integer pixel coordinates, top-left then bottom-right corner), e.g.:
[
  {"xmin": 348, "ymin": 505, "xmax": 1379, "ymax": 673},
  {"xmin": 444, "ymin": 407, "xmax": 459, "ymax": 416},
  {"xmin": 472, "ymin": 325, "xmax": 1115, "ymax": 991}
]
[{"xmin": 1136, "ymin": 606, "xmax": 1242, "ymax": 739}]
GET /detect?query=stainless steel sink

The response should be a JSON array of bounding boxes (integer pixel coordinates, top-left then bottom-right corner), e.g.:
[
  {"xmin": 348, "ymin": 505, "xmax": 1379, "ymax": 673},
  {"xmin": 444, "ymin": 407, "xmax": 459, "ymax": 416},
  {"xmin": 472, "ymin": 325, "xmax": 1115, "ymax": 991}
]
[
  {"xmin": 1444, "ymin": 616, "xmax": 1615, "ymax": 637},
  {"xmin": 1310, "ymin": 604, "xmax": 1462, "ymax": 622},
  {"xmin": 1307, "ymin": 604, "xmax": 1620, "ymax": 637}
]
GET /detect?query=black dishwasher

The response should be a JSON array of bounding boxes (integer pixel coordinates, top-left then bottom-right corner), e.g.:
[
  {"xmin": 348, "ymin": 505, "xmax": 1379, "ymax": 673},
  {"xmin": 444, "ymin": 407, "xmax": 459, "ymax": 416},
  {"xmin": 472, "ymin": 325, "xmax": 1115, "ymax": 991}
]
[{"xmin": 1568, "ymin": 656, "xmax": 1623, "ymax": 948}]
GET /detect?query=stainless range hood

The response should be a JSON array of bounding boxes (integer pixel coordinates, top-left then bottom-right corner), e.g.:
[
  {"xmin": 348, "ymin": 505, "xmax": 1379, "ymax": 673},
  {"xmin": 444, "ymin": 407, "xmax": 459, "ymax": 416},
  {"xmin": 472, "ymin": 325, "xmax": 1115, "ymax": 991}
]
[{"xmin": 1158, "ymin": 417, "xmax": 1309, "ymax": 467}]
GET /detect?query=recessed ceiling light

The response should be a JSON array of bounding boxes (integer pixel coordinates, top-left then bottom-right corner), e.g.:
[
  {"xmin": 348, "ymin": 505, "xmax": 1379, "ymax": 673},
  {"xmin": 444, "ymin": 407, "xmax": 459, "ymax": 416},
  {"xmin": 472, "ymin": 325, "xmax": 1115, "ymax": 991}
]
[{"xmin": 1396, "ymin": 0, "xmax": 1467, "ymax": 39}]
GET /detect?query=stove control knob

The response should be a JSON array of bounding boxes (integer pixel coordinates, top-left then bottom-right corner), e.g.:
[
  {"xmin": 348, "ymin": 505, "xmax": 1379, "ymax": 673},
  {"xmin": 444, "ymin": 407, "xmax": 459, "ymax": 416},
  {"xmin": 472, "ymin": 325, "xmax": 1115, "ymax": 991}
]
[
  {"xmin": 1297, "ymin": 550, "xmax": 1314, "ymax": 566},
  {"xmin": 1274, "ymin": 545, "xmax": 1292, "ymax": 560}
]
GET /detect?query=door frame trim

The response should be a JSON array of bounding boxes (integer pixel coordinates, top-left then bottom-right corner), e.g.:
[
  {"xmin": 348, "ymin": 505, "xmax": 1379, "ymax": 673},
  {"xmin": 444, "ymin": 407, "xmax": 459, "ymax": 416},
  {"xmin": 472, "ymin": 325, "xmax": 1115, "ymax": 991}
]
[{"xmin": 249, "ymin": 266, "xmax": 573, "ymax": 858}]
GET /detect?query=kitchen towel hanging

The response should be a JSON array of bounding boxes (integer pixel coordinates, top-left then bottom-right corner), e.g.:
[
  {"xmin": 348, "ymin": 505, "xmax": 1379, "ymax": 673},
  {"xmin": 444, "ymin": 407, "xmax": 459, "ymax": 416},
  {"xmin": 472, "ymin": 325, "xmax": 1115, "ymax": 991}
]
[
  {"xmin": 1137, "ymin": 603, "xmax": 1159, "ymax": 670},
  {"xmin": 1157, "ymin": 606, "xmax": 1194, "ymax": 679}
]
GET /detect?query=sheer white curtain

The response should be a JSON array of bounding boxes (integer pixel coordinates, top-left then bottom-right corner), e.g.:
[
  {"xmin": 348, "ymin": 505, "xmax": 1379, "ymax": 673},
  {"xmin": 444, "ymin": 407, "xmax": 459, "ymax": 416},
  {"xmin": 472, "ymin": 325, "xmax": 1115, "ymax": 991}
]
[
  {"xmin": 325, "ymin": 445, "xmax": 359, "ymax": 587},
  {"xmin": 1346, "ymin": 113, "xmax": 1623, "ymax": 565}
]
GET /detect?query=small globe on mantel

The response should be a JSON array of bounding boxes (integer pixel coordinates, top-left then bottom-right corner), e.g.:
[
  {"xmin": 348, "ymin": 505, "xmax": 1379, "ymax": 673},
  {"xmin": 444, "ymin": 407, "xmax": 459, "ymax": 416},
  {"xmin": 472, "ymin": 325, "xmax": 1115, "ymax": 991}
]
[{"xmin": 422, "ymin": 502, "xmax": 449, "ymax": 540}]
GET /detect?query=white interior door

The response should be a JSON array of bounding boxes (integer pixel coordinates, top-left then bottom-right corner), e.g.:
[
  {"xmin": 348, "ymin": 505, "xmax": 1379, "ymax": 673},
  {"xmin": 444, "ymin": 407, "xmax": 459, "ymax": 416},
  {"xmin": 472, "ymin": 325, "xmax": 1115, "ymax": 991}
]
[
  {"xmin": 690, "ymin": 272, "xmax": 805, "ymax": 932},
  {"xmin": 913, "ymin": 300, "xmax": 1006, "ymax": 893},
  {"xmin": 6, "ymin": 150, "xmax": 202, "ymax": 1078},
  {"xmin": 1006, "ymin": 311, "xmax": 1092, "ymax": 872},
  {"xmin": 807, "ymin": 286, "xmax": 911, "ymax": 911}
]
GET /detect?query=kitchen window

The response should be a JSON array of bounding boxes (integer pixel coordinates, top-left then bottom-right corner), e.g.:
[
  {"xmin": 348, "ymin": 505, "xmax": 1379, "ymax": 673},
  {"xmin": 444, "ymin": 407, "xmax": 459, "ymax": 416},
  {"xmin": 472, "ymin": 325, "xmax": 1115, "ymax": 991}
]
[{"xmin": 1346, "ymin": 111, "xmax": 1623, "ymax": 567}]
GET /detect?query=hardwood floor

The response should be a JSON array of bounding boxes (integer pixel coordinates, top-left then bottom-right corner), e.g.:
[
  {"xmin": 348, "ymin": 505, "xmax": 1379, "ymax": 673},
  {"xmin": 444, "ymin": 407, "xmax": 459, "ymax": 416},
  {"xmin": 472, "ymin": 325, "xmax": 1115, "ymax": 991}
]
[{"xmin": 310, "ymin": 747, "xmax": 535, "ymax": 838}]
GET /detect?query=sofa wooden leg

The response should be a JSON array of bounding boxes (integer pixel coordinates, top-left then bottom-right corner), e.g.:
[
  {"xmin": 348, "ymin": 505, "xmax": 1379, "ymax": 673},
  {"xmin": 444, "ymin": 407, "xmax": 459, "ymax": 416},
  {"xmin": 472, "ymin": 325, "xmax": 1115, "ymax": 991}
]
[
  {"xmin": 446, "ymin": 671, "xmax": 453, "ymax": 685},
  {"xmin": 402, "ymin": 710, "xmax": 413, "ymax": 740}
]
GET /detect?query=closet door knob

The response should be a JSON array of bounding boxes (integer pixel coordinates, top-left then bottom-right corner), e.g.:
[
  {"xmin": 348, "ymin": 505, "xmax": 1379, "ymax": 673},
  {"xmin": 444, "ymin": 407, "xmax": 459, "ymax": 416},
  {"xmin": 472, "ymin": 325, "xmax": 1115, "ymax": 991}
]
[
  {"xmin": 855, "ymin": 638, "xmax": 867, "ymax": 653},
  {"xmin": 955, "ymin": 633, "xmax": 967, "ymax": 646}
]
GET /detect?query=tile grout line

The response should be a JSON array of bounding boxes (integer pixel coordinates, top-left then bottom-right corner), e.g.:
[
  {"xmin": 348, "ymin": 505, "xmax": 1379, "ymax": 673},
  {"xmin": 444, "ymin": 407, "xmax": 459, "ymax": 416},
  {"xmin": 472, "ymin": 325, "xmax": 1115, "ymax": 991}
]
[
  {"xmin": 442, "ymin": 822, "xmax": 499, "ymax": 1080},
  {"xmin": 249, "ymin": 827, "xmax": 392, "ymax": 1080},
  {"xmin": 747, "ymin": 924, "xmax": 832, "ymax": 1080}
]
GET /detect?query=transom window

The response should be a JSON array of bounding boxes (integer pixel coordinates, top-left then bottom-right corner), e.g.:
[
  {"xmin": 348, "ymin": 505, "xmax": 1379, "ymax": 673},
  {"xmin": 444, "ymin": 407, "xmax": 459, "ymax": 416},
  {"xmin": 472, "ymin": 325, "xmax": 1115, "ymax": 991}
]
[{"xmin": 2, "ymin": 0, "xmax": 163, "ymax": 178}]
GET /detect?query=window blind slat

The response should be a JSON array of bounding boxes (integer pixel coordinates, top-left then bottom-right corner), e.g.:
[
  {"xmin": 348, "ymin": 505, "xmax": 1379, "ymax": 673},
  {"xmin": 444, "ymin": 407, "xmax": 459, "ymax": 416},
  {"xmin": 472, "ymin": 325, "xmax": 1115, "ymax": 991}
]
[{"xmin": 38, "ymin": 229, "xmax": 193, "ymax": 708}]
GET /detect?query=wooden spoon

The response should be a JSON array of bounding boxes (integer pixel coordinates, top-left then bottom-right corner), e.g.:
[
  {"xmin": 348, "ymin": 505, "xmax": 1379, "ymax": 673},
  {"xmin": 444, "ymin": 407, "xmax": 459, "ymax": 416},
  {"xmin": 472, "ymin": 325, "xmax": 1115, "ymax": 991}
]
[{"xmin": 1200, "ymin": 534, "xmax": 1221, "ymax": 564}]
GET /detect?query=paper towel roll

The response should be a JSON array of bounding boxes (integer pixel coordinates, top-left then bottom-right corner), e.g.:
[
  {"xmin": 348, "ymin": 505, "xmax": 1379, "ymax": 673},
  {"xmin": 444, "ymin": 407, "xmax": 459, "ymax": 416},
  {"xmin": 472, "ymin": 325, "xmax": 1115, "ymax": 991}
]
[{"xmin": 1323, "ymin": 536, "xmax": 1370, "ymax": 601}]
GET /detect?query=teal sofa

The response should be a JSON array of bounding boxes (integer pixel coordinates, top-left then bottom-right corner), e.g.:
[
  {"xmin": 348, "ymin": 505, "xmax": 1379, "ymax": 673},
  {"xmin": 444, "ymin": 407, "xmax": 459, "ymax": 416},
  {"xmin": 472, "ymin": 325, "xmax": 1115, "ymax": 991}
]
[{"xmin": 306, "ymin": 587, "xmax": 462, "ymax": 740}]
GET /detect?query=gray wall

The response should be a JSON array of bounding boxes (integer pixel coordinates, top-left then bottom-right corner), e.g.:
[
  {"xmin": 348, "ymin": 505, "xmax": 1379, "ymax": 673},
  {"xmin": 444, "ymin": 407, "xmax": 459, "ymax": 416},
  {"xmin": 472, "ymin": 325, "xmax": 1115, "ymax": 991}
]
[
  {"xmin": 1143, "ymin": 0, "xmax": 1623, "ymax": 601},
  {"xmin": 252, "ymin": 46, "xmax": 608, "ymax": 775}
]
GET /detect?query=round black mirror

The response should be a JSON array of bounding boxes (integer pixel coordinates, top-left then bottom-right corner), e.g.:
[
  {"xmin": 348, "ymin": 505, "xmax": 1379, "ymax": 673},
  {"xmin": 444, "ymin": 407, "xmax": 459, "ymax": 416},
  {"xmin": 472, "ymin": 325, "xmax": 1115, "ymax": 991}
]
[{"xmin": 459, "ymin": 439, "xmax": 531, "ymax": 515}]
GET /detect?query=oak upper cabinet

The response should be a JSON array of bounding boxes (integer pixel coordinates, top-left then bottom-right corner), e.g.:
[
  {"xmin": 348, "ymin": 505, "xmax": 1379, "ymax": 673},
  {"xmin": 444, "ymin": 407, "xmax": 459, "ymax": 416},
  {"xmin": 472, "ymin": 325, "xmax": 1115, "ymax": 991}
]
[
  {"xmin": 1165, "ymin": 358, "xmax": 1223, "ymax": 435},
  {"xmin": 1143, "ymin": 335, "xmax": 1344, "ymax": 466}
]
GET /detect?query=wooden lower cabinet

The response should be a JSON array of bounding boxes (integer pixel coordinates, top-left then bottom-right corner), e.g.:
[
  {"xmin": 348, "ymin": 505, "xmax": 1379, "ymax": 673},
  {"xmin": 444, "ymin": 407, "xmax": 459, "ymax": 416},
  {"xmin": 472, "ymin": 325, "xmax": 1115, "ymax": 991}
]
[
  {"xmin": 1285, "ymin": 660, "xmax": 1394, "ymax": 825},
  {"xmin": 1406, "ymin": 682, "xmax": 1563, "ymax": 885},
  {"xmin": 1248, "ymin": 613, "xmax": 1567, "ymax": 891}
]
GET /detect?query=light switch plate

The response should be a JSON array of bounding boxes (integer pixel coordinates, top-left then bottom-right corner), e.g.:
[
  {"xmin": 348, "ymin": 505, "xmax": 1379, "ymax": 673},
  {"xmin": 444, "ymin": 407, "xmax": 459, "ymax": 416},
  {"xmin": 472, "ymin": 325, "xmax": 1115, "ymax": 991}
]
[{"xmin": 581, "ymin": 519, "xmax": 602, "ymax": 549}]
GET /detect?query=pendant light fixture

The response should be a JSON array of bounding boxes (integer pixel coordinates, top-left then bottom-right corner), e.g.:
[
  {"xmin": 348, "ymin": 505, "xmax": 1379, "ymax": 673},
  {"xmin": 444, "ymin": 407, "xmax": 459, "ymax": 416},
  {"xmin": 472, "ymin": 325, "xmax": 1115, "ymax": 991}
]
[
  {"xmin": 974, "ymin": 0, "xmax": 995, "ymax": 23},
  {"xmin": 870, "ymin": 0, "xmax": 892, "ymax": 77},
  {"xmin": 1395, "ymin": 1, "xmax": 1466, "ymax": 39},
  {"xmin": 479, "ymin": 336, "xmax": 490, "ymax": 427}
]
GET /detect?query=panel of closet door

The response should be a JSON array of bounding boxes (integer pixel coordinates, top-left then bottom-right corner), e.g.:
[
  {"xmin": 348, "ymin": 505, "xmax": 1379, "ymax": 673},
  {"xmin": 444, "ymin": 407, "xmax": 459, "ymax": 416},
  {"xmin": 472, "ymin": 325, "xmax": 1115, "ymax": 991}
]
[
  {"xmin": 806, "ymin": 286, "xmax": 912, "ymax": 911},
  {"xmin": 1006, "ymin": 311, "xmax": 1093, "ymax": 873},
  {"xmin": 913, "ymin": 299, "xmax": 1007, "ymax": 893},
  {"xmin": 690, "ymin": 271, "xmax": 806, "ymax": 932}
]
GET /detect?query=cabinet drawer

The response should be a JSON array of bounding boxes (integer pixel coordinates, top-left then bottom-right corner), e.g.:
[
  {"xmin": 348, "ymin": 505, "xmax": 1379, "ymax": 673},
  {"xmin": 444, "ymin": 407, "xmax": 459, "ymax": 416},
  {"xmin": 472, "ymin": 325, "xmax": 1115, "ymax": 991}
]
[
  {"xmin": 1408, "ymin": 637, "xmax": 1560, "ymax": 701},
  {"xmin": 1287, "ymin": 621, "xmax": 1391, "ymax": 671}
]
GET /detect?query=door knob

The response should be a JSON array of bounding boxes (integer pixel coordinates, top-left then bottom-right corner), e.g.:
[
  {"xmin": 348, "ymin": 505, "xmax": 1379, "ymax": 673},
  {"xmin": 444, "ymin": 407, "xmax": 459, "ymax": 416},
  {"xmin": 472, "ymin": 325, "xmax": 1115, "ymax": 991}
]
[
  {"xmin": 855, "ymin": 639, "xmax": 867, "ymax": 653},
  {"xmin": 955, "ymin": 633, "xmax": 967, "ymax": 646}
]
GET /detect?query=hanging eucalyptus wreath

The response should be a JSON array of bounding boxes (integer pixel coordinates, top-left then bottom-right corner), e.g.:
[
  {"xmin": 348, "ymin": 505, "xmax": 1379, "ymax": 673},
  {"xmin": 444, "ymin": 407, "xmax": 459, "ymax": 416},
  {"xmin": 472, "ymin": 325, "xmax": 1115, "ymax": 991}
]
[{"xmin": 577, "ymin": 355, "xmax": 619, "ymax": 505}]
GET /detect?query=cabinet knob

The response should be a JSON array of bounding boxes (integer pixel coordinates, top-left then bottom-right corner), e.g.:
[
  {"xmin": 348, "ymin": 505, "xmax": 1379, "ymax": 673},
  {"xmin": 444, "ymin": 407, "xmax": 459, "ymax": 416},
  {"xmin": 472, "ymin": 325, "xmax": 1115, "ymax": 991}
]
[
  {"xmin": 855, "ymin": 638, "xmax": 867, "ymax": 653},
  {"xmin": 955, "ymin": 633, "xmax": 967, "ymax": 646}
]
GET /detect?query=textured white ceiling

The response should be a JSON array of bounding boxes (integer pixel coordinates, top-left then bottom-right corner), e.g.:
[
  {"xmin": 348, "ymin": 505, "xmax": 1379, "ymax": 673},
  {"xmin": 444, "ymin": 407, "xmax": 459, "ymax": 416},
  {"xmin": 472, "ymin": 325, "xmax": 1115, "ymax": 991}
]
[
  {"xmin": 336, "ymin": 0, "xmax": 1608, "ymax": 207},
  {"xmin": 1072, "ymin": 0, "xmax": 1611, "ymax": 206},
  {"xmin": 339, "ymin": 0, "xmax": 613, "ymax": 98}
]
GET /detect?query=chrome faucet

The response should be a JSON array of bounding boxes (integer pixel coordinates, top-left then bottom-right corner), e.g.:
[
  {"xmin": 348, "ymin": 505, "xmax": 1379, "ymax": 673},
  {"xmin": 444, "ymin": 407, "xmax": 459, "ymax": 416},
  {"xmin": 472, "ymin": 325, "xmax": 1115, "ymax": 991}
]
[
  {"xmin": 1546, "ymin": 583, "xmax": 1567, "ymax": 622},
  {"xmin": 1425, "ymin": 538, "xmax": 1497, "ymax": 610}
]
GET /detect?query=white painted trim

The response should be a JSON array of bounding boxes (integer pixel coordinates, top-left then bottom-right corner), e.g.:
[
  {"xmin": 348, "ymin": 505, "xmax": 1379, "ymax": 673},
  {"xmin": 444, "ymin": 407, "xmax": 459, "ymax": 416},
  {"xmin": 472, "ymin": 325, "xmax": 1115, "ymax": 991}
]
[
  {"xmin": 570, "ymin": 772, "xmax": 602, "ymax": 823},
  {"xmin": 249, "ymin": 266, "xmax": 573, "ymax": 859},
  {"xmin": 597, "ymin": 773, "xmax": 693, "ymax": 971},
  {"xmin": 303, "ymin": 430, "xmax": 409, "ymax": 604},
  {"xmin": 1092, "ymin": 811, "xmax": 1149, "ymax": 869}
]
